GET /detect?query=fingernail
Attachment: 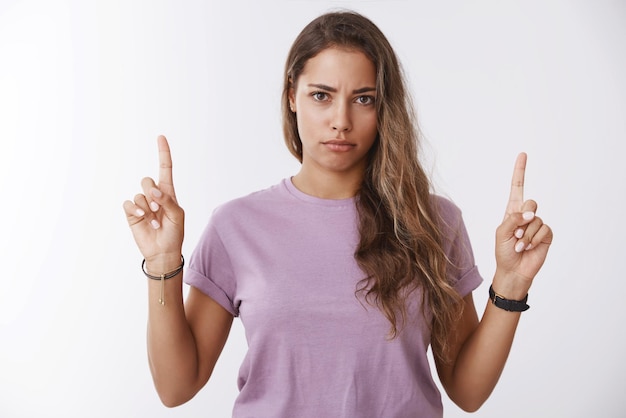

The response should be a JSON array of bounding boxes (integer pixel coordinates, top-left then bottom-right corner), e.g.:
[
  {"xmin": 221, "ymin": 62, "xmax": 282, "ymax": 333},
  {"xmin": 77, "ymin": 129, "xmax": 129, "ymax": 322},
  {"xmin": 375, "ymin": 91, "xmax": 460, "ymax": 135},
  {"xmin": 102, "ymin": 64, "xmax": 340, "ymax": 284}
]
[
  {"xmin": 150, "ymin": 201, "xmax": 159, "ymax": 212},
  {"xmin": 515, "ymin": 241, "xmax": 525, "ymax": 253},
  {"xmin": 523, "ymin": 211, "xmax": 535, "ymax": 221},
  {"xmin": 151, "ymin": 188, "xmax": 162, "ymax": 198},
  {"xmin": 135, "ymin": 208, "xmax": 145, "ymax": 217},
  {"xmin": 150, "ymin": 219, "xmax": 160, "ymax": 229},
  {"xmin": 515, "ymin": 228, "xmax": 524, "ymax": 239},
  {"xmin": 525, "ymin": 243, "xmax": 533, "ymax": 251}
]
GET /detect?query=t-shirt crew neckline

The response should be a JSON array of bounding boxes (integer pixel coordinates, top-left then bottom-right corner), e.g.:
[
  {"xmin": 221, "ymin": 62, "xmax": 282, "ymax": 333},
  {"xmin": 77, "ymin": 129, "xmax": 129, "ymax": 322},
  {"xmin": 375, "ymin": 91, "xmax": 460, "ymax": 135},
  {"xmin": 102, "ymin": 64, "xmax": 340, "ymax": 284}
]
[{"xmin": 283, "ymin": 177, "xmax": 356, "ymax": 207}]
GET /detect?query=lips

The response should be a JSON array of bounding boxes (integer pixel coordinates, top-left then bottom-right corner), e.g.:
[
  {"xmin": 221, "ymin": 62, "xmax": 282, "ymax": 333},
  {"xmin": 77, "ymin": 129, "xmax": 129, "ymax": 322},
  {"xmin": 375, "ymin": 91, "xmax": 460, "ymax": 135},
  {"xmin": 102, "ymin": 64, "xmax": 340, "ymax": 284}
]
[{"xmin": 322, "ymin": 139, "xmax": 355, "ymax": 152}]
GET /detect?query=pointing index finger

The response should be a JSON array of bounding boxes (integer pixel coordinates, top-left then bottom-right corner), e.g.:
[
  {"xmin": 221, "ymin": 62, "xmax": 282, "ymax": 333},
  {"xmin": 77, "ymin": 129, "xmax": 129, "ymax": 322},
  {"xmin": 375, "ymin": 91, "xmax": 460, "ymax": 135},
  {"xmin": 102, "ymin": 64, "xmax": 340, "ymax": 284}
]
[
  {"xmin": 157, "ymin": 135, "xmax": 175, "ymax": 196},
  {"xmin": 506, "ymin": 152, "xmax": 527, "ymax": 216}
]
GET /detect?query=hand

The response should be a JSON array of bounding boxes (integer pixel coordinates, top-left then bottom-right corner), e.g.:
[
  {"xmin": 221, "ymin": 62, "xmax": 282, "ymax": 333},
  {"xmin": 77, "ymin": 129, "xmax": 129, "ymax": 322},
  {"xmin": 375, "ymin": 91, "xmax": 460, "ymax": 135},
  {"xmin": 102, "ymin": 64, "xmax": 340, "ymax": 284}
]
[
  {"xmin": 123, "ymin": 135, "xmax": 185, "ymax": 267},
  {"xmin": 493, "ymin": 153, "xmax": 553, "ymax": 299}
]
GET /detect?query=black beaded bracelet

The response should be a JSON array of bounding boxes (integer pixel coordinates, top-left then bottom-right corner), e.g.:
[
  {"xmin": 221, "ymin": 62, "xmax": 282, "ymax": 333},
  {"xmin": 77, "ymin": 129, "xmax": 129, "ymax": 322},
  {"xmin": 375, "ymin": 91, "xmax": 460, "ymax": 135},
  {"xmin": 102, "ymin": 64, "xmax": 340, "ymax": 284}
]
[
  {"xmin": 142, "ymin": 256, "xmax": 184, "ymax": 305},
  {"xmin": 489, "ymin": 284, "xmax": 529, "ymax": 312}
]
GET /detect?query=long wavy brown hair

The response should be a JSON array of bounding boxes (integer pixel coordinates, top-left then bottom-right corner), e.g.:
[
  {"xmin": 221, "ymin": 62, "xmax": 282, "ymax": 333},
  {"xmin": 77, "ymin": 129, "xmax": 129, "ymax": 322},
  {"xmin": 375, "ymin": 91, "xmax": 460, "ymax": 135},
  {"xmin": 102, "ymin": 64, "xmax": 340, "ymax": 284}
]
[{"xmin": 281, "ymin": 10, "xmax": 463, "ymax": 359}]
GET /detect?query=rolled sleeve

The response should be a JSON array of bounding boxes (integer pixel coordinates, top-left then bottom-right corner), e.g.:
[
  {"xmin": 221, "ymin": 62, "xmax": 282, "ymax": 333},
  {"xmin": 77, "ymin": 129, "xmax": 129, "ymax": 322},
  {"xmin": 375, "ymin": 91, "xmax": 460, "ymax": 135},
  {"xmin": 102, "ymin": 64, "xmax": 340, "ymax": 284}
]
[{"xmin": 184, "ymin": 216, "xmax": 239, "ymax": 317}]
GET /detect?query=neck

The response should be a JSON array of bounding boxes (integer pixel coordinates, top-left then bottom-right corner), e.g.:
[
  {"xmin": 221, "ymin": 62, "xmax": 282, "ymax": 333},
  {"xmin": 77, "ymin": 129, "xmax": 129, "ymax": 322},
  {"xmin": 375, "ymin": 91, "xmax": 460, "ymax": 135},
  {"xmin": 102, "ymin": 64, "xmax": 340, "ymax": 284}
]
[{"xmin": 292, "ymin": 166, "xmax": 364, "ymax": 199}]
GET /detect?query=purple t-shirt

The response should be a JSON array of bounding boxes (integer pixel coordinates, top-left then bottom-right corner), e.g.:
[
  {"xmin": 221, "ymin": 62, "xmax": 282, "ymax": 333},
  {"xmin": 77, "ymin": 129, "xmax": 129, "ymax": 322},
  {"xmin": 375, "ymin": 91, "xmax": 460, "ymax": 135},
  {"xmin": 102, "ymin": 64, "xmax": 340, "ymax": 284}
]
[{"xmin": 185, "ymin": 178, "xmax": 483, "ymax": 417}]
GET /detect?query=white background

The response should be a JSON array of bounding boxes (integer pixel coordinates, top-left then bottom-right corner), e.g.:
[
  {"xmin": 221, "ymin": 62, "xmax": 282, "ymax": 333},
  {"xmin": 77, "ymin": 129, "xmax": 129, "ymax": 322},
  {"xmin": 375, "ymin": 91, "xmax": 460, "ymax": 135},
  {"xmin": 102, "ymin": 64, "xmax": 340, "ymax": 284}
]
[{"xmin": 1, "ymin": 0, "xmax": 625, "ymax": 417}]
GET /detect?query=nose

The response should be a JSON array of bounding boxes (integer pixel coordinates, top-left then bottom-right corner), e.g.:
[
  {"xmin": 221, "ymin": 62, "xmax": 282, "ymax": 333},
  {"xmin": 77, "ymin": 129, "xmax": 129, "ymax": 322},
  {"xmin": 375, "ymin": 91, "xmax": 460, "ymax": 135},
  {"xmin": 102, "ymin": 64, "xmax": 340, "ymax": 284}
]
[{"xmin": 331, "ymin": 102, "xmax": 352, "ymax": 132}]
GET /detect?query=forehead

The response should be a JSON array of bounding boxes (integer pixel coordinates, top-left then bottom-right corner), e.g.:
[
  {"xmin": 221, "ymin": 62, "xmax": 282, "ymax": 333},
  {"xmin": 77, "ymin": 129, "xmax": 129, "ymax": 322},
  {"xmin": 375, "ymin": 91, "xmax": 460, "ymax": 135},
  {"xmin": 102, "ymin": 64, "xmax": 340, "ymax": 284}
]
[{"xmin": 297, "ymin": 47, "xmax": 376, "ymax": 86}]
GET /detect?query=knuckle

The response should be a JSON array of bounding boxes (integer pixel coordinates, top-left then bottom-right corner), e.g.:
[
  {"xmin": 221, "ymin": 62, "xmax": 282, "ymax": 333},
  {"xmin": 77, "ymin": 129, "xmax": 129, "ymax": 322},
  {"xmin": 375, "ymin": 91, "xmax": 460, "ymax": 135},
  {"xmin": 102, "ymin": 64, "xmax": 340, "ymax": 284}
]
[
  {"xmin": 524, "ymin": 199, "xmax": 538, "ymax": 210},
  {"xmin": 515, "ymin": 212, "xmax": 528, "ymax": 223},
  {"xmin": 141, "ymin": 177, "xmax": 155, "ymax": 187},
  {"xmin": 122, "ymin": 202, "xmax": 134, "ymax": 216}
]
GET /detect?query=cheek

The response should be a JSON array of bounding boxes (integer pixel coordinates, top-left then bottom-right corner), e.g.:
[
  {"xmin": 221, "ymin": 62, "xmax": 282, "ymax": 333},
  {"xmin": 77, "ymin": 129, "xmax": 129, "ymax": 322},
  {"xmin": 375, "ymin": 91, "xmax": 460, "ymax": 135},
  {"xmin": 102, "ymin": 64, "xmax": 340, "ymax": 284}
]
[
  {"xmin": 295, "ymin": 112, "xmax": 314, "ymax": 143},
  {"xmin": 296, "ymin": 107, "xmax": 325, "ymax": 135},
  {"xmin": 359, "ymin": 113, "xmax": 378, "ymax": 137}
]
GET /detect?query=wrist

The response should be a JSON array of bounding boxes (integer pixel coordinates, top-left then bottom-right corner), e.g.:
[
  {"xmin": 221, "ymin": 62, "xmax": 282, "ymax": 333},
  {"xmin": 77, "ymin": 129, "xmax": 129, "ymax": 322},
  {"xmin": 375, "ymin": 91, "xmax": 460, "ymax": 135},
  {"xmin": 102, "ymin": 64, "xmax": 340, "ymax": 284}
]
[
  {"xmin": 489, "ymin": 284, "xmax": 529, "ymax": 312},
  {"xmin": 492, "ymin": 270, "xmax": 531, "ymax": 301},
  {"xmin": 144, "ymin": 253, "xmax": 184, "ymax": 274},
  {"xmin": 142, "ymin": 254, "xmax": 185, "ymax": 306}
]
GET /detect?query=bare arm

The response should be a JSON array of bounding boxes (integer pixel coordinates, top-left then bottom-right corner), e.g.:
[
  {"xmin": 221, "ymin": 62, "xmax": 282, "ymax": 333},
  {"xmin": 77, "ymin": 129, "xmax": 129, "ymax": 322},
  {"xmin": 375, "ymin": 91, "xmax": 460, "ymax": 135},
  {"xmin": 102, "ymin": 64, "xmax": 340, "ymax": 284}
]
[
  {"xmin": 435, "ymin": 153, "xmax": 553, "ymax": 412},
  {"xmin": 435, "ymin": 290, "xmax": 521, "ymax": 412},
  {"xmin": 123, "ymin": 135, "xmax": 233, "ymax": 407},
  {"xmin": 146, "ymin": 274, "xmax": 233, "ymax": 407}
]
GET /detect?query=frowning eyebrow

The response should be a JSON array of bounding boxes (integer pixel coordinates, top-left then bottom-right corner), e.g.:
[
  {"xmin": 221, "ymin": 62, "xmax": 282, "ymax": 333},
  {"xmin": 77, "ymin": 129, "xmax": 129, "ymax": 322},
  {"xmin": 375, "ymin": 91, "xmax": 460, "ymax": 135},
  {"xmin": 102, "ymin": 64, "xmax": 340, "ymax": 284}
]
[{"xmin": 307, "ymin": 83, "xmax": 376, "ymax": 94}]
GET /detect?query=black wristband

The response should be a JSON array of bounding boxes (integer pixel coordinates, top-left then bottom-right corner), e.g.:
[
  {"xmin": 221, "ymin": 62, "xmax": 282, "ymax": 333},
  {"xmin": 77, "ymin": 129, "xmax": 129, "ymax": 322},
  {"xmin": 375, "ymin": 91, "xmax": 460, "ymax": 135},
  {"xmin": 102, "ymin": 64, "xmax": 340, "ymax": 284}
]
[
  {"xmin": 489, "ymin": 285, "xmax": 529, "ymax": 312},
  {"xmin": 141, "ymin": 256, "xmax": 185, "ymax": 306},
  {"xmin": 142, "ymin": 255, "xmax": 185, "ymax": 280}
]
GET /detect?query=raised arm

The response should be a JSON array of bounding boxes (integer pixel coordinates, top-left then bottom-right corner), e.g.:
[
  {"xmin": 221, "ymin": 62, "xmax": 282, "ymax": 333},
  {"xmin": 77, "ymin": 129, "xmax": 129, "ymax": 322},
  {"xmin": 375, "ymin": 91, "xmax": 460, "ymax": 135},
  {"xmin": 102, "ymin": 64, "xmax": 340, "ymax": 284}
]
[
  {"xmin": 435, "ymin": 153, "xmax": 553, "ymax": 412},
  {"xmin": 122, "ymin": 135, "xmax": 233, "ymax": 407}
]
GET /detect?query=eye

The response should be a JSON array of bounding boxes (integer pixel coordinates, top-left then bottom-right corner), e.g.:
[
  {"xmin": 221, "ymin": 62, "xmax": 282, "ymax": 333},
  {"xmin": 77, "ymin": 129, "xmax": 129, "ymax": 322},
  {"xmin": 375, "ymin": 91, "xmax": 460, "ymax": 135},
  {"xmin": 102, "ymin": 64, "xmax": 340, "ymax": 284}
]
[
  {"xmin": 311, "ymin": 91, "xmax": 329, "ymax": 102},
  {"xmin": 355, "ymin": 95, "xmax": 375, "ymax": 106}
]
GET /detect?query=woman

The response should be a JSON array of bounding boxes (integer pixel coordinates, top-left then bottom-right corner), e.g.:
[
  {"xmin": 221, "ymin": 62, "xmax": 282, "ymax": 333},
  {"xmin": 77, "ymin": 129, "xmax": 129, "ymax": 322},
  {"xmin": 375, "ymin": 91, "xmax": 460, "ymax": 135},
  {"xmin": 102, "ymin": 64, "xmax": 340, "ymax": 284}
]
[{"xmin": 123, "ymin": 10, "xmax": 552, "ymax": 417}]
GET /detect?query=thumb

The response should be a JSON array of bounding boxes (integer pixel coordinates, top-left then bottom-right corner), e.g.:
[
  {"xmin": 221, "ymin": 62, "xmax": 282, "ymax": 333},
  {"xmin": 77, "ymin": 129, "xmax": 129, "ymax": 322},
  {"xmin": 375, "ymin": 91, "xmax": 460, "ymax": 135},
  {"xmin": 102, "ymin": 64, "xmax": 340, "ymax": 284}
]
[
  {"xmin": 498, "ymin": 198, "xmax": 537, "ymax": 240},
  {"xmin": 149, "ymin": 186, "xmax": 184, "ymax": 226},
  {"xmin": 497, "ymin": 210, "xmax": 535, "ymax": 242}
]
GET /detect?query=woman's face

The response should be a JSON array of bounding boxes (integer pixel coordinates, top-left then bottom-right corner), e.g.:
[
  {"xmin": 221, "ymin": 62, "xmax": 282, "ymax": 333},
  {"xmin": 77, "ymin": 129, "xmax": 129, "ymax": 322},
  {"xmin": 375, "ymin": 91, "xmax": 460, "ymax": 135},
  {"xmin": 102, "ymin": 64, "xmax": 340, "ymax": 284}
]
[{"xmin": 289, "ymin": 47, "xmax": 378, "ymax": 180}]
